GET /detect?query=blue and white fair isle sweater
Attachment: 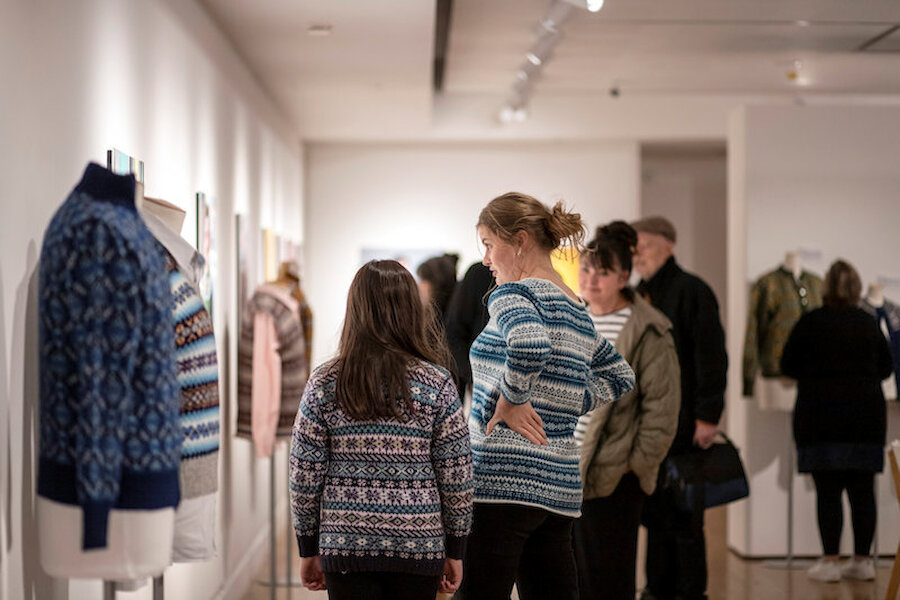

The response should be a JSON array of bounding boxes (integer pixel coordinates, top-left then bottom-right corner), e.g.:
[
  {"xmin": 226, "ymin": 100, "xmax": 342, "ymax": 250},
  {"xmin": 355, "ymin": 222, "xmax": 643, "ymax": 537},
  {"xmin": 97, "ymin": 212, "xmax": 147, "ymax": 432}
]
[
  {"xmin": 38, "ymin": 164, "xmax": 181, "ymax": 550},
  {"xmin": 469, "ymin": 278, "xmax": 635, "ymax": 517}
]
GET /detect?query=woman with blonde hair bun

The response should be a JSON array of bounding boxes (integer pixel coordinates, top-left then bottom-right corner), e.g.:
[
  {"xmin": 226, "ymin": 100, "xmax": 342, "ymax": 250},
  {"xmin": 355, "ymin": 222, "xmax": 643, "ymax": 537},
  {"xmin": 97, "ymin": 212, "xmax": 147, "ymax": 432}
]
[{"xmin": 457, "ymin": 192, "xmax": 635, "ymax": 600}]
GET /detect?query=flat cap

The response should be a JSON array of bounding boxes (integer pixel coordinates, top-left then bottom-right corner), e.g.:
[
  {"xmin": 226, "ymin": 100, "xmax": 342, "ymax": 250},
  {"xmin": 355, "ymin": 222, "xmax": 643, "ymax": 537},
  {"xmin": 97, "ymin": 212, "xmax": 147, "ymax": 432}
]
[{"xmin": 631, "ymin": 216, "xmax": 676, "ymax": 244}]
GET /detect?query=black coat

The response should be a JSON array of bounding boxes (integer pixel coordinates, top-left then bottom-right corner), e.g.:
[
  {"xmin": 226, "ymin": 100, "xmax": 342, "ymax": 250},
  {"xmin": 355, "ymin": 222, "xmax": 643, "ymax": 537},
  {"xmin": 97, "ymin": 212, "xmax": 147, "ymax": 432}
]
[
  {"xmin": 638, "ymin": 257, "xmax": 728, "ymax": 454},
  {"xmin": 445, "ymin": 262, "xmax": 493, "ymax": 394},
  {"xmin": 781, "ymin": 305, "xmax": 892, "ymax": 472}
]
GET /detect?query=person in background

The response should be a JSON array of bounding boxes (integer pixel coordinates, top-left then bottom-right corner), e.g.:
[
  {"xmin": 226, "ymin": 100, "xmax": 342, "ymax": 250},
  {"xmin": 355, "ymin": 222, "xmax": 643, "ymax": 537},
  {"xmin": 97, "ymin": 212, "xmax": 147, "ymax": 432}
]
[
  {"xmin": 445, "ymin": 261, "xmax": 494, "ymax": 396},
  {"xmin": 573, "ymin": 221, "xmax": 680, "ymax": 600},
  {"xmin": 781, "ymin": 259, "xmax": 892, "ymax": 583},
  {"xmin": 631, "ymin": 215, "xmax": 728, "ymax": 600},
  {"xmin": 290, "ymin": 260, "xmax": 474, "ymax": 600},
  {"xmin": 417, "ymin": 253, "xmax": 460, "ymax": 322},
  {"xmin": 458, "ymin": 192, "xmax": 635, "ymax": 600}
]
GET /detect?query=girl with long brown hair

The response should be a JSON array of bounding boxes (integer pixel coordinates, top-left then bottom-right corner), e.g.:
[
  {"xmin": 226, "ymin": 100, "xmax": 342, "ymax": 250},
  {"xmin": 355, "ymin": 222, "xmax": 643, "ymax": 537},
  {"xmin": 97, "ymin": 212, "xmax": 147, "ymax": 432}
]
[{"xmin": 290, "ymin": 260, "xmax": 473, "ymax": 600}]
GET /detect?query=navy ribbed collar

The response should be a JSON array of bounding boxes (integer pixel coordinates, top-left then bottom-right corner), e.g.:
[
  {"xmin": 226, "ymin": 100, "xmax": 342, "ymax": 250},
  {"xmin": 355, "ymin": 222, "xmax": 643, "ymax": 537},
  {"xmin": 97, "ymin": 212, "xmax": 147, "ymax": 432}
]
[{"xmin": 75, "ymin": 163, "xmax": 136, "ymax": 209}]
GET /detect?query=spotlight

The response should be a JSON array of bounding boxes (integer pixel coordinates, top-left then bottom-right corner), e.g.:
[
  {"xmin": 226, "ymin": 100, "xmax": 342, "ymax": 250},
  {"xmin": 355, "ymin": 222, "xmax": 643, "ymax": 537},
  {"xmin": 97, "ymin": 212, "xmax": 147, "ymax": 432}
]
[
  {"xmin": 586, "ymin": 0, "xmax": 604, "ymax": 12},
  {"xmin": 609, "ymin": 86, "xmax": 620, "ymax": 98}
]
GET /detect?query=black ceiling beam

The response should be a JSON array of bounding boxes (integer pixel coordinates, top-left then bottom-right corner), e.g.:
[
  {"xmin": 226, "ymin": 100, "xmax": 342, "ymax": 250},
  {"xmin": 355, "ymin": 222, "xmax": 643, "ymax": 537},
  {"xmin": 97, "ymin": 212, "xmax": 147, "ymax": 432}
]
[{"xmin": 433, "ymin": 0, "xmax": 454, "ymax": 92}]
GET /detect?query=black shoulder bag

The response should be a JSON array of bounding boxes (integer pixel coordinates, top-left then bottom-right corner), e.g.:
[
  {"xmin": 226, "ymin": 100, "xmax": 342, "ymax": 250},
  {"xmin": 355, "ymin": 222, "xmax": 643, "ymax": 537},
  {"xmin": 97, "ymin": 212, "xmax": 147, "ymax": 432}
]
[{"xmin": 662, "ymin": 432, "xmax": 750, "ymax": 511}]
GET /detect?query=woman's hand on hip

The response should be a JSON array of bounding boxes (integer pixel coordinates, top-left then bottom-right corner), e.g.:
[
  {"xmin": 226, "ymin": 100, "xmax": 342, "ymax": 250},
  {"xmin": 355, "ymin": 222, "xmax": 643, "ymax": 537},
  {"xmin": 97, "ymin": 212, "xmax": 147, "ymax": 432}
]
[{"xmin": 486, "ymin": 395, "xmax": 548, "ymax": 445}]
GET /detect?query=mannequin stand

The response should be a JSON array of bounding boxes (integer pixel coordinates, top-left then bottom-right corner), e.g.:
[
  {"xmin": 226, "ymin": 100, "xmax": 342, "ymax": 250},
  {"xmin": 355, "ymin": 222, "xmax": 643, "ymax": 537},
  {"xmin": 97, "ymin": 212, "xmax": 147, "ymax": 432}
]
[
  {"xmin": 256, "ymin": 445, "xmax": 303, "ymax": 599},
  {"xmin": 765, "ymin": 441, "xmax": 812, "ymax": 570},
  {"xmin": 102, "ymin": 576, "xmax": 164, "ymax": 600}
]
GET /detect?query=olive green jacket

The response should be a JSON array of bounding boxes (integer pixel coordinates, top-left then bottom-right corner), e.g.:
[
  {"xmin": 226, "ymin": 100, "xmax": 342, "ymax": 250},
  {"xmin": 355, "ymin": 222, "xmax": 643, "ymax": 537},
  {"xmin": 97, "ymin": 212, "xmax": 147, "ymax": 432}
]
[{"xmin": 580, "ymin": 296, "xmax": 681, "ymax": 498}]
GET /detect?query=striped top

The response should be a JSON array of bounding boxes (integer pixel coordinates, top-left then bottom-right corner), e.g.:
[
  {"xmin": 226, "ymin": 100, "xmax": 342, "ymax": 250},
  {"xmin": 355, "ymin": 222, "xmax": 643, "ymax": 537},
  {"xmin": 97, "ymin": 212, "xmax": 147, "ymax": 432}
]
[
  {"xmin": 291, "ymin": 359, "xmax": 474, "ymax": 576},
  {"xmin": 166, "ymin": 255, "xmax": 220, "ymax": 498},
  {"xmin": 575, "ymin": 305, "xmax": 632, "ymax": 445},
  {"xmin": 468, "ymin": 279, "xmax": 635, "ymax": 517}
]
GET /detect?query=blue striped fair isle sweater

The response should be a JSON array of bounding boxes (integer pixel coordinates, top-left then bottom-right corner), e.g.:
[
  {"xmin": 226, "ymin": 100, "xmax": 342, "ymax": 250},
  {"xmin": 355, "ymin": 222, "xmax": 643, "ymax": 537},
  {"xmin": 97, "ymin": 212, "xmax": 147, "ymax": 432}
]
[
  {"xmin": 469, "ymin": 278, "xmax": 635, "ymax": 517},
  {"xmin": 166, "ymin": 256, "xmax": 220, "ymax": 498},
  {"xmin": 290, "ymin": 359, "xmax": 474, "ymax": 576}
]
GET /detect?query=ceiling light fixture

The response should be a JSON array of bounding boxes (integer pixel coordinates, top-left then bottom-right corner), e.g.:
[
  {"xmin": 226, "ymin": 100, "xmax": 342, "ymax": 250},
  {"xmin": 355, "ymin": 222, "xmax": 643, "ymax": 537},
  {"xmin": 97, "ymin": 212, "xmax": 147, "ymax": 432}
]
[
  {"xmin": 586, "ymin": 0, "xmax": 604, "ymax": 12},
  {"xmin": 498, "ymin": 0, "xmax": 573, "ymax": 125},
  {"xmin": 307, "ymin": 24, "xmax": 333, "ymax": 36}
]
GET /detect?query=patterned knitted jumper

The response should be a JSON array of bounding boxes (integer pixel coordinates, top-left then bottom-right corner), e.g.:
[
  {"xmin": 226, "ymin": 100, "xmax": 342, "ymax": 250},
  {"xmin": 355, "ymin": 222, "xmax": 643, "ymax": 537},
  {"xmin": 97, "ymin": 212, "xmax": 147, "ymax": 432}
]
[
  {"xmin": 166, "ymin": 256, "xmax": 220, "ymax": 498},
  {"xmin": 292, "ymin": 287, "xmax": 314, "ymax": 374},
  {"xmin": 37, "ymin": 163, "xmax": 181, "ymax": 550},
  {"xmin": 742, "ymin": 267, "xmax": 823, "ymax": 396},
  {"xmin": 291, "ymin": 359, "xmax": 473, "ymax": 576},
  {"xmin": 237, "ymin": 285, "xmax": 308, "ymax": 445},
  {"xmin": 469, "ymin": 279, "xmax": 635, "ymax": 517}
]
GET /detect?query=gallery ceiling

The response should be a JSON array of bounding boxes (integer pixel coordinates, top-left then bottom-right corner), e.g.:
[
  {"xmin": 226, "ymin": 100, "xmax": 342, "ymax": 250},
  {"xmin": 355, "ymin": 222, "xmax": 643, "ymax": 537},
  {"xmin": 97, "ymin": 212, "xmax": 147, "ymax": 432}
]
[{"xmin": 199, "ymin": 0, "xmax": 900, "ymax": 135}]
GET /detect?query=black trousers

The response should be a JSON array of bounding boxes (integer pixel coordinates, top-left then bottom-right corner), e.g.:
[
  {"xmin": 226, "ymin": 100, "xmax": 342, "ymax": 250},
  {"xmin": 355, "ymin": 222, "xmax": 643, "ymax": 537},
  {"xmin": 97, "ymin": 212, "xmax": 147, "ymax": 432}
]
[
  {"xmin": 573, "ymin": 472, "xmax": 646, "ymax": 600},
  {"xmin": 456, "ymin": 503, "xmax": 578, "ymax": 600},
  {"xmin": 323, "ymin": 571, "xmax": 440, "ymax": 600},
  {"xmin": 642, "ymin": 469, "xmax": 707, "ymax": 600},
  {"xmin": 811, "ymin": 470, "xmax": 877, "ymax": 556}
]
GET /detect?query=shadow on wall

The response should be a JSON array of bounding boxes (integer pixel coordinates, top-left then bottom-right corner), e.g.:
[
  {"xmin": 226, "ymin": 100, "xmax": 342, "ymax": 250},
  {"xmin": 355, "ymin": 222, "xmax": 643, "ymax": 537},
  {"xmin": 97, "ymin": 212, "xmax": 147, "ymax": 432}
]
[
  {"xmin": 743, "ymin": 401, "xmax": 794, "ymax": 495},
  {"xmin": 14, "ymin": 242, "xmax": 58, "ymax": 599},
  {"xmin": 1, "ymin": 263, "xmax": 8, "ymax": 594}
]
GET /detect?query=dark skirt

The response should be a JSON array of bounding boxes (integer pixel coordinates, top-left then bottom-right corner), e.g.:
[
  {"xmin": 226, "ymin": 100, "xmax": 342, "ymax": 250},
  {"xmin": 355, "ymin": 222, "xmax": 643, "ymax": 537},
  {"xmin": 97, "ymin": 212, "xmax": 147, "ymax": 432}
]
[{"xmin": 797, "ymin": 442, "xmax": 884, "ymax": 473}]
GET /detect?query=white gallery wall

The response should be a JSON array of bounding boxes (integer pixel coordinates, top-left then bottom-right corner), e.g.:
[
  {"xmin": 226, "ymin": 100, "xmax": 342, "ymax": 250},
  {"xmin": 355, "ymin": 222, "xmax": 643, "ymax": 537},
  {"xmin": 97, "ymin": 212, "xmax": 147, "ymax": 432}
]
[
  {"xmin": 726, "ymin": 104, "xmax": 900, "ymax": 557},
  {"xmin": 640, "ymin": 148, "xmax": 728, "ymax": 318},
  {"xmin": 304, "ymin": 142, "xmax": 640, "ymax": 365},
  {"xmin": 0, "ymin": 1, "xmax": 303, "ymax": 599}
]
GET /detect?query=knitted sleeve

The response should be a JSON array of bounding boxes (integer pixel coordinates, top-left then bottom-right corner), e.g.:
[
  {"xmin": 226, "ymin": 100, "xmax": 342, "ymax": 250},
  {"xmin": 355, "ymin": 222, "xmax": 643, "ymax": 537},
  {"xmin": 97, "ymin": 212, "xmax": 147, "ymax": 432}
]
[
  {"xmin": 62, "ymin": 223, "xmax": 142, "ymax": 549},
  {"xmin": 584, "ymin": 334, "xmax": 635, "ymax": 414},
  {"xmin": 290, "ymin": 372, "xmax": 330, "ymax": 557},
  {"xmin": 742, "ymin": 279, "xmax": 764, "ymax": 397},
  {"xmin": 489, "ymin": 284, "xmax": 551, "ymax": 405},
  {"xmin": 430, "ymin": 377, "xmax": 474, "ymax": 560}
]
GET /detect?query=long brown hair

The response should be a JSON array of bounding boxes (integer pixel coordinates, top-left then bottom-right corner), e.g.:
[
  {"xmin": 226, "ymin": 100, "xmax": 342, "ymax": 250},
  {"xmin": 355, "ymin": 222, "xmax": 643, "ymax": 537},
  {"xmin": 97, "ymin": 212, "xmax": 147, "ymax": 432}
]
[
  {"xmin": 335, "ymin": 260, "xmax": 452, "ymax": 420},
  {"xmin": 477, "ymin": 192, "xmax": 585, "ymax": 254},
  {"xmin": 823, "ymin": 259, "xmax": 862, "ymax": 308}
]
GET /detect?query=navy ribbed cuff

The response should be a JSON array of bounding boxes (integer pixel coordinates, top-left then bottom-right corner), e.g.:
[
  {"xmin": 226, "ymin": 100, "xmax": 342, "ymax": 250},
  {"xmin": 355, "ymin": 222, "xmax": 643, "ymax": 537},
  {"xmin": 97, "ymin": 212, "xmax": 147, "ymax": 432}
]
[
  {"xmin": 82, "ymin": 501, "xmax": 114, "ymax": 550},
  {"xmin": 445, "ymin": 534, "xmax": 468, "ymax": 560},
  {"xmin": 297, "ymin": 533, "xmax": 319, "ymax": 558}
]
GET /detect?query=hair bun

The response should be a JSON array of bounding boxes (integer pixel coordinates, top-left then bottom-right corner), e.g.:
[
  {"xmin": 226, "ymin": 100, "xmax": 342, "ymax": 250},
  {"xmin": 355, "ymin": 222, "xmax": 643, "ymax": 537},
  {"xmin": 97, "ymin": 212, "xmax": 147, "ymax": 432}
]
[{"xmin": 596, "ymin": 220, "xmax": 637, "ymax": 250}]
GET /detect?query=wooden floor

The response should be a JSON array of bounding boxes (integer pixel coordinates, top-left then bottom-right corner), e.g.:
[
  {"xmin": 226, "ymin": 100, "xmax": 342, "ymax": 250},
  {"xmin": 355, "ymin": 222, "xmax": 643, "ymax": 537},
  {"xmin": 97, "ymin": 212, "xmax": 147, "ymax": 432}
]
[{"xmin": 244, "ymin": 507, "xmax": 895, "ymax": 599}]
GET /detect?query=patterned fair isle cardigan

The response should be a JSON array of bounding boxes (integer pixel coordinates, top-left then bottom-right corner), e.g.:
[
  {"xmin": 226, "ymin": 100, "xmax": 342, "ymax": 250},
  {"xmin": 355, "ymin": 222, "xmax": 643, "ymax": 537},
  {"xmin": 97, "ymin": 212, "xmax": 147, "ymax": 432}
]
[
  {"xmin": 237, "ymin": 284, "xmax": 308, "ymax": 452},
  {"xmin": 290, "ymin": 359, "xmax": 474, "ymax": 576}
]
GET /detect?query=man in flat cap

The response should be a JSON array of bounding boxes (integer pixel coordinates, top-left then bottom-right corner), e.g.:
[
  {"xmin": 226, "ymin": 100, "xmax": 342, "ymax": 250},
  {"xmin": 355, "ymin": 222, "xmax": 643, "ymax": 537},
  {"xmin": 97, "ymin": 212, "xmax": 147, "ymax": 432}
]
[{"xmin": 632, "ymin": 216, "xmax": 728, "ymax": 600}]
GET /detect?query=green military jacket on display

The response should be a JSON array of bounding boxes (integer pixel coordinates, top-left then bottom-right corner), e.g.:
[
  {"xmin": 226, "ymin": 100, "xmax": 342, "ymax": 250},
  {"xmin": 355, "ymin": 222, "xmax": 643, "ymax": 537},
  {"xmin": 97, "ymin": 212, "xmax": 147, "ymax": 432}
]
[
  {"xmin": 580, "ymin": 296, "xmax": 681, "ymax": 499},
  {"xmin": 742, "ymin": 267, "xmax": 823, "ymax": 397}
]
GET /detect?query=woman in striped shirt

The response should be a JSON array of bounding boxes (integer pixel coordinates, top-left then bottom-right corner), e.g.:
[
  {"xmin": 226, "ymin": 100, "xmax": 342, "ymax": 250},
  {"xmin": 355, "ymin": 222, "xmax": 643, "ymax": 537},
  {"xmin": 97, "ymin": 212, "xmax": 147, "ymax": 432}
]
[{"xmin": 572, "ymin": 221, "xmax": 681, "ymax": 600}]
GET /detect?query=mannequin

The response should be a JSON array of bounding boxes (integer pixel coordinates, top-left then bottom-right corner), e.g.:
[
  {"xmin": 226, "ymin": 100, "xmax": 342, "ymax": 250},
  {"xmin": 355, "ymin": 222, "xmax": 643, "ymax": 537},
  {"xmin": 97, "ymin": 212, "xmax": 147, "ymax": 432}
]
[
  {"xmin": 863, "ymin": 282, "xmax": 896, "ymax": 400},
  {"xmin": 38, "ymin": 192, "xmax": 176, "ymax": 581},
  {"xmin": 866, "ymin": 282, "xmax": 885, "ymax": 308},
  {"xmin": 237, "ymin": 260, "xmax": 311, "ymax": 457},
  {"xmin": 142, "ymin": 198, "xmax": 220, "ymax": 563},
  {"xmin": 783, "ymin": 250, "xmax": 802, "ymax": 280},
  {"xmin": 144, "ymin": 195, "xmax": 185, "ymax": 234},
  {"xmin": 743, "ymin": 249, "xmax": 823, "ymax": 410}
]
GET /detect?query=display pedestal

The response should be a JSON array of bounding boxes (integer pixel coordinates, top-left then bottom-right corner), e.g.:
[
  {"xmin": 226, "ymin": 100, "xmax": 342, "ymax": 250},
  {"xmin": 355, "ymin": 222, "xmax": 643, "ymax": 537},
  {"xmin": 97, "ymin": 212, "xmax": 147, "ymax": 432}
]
[
  {"xmin": 755, "ymin": 376, "xmax": 795, "ymax": 413},
  {"xmin": 763, "ymin": 442, "xmax": 813, "ymax": 571},
  {"xmin": 256, "ymin": 446, "xmax": 303, "ymax": 600}
]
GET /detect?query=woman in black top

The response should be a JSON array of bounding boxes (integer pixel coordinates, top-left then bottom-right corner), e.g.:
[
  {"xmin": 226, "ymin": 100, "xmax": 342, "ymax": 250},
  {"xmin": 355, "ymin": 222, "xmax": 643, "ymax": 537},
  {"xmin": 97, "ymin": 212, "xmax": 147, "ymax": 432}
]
[{"xmin": 781, "ymin": 259, "xmax": 893, "ymax": 583}]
